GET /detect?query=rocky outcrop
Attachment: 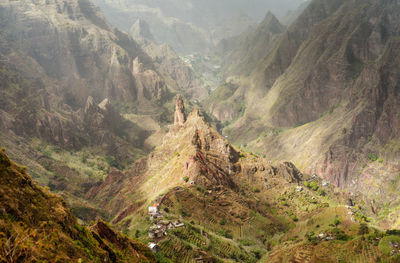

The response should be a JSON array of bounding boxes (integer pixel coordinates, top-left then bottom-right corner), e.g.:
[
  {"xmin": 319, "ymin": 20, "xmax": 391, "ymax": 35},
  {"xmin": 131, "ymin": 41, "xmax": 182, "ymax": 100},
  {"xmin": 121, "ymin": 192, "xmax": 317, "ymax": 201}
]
[
  {"xmin": 87, "ymin": 97, "xmax": 311, "ymax": 230},
  {"xmin": 174, "ymin": 94, "xmax": 186, "ymax": 125}
]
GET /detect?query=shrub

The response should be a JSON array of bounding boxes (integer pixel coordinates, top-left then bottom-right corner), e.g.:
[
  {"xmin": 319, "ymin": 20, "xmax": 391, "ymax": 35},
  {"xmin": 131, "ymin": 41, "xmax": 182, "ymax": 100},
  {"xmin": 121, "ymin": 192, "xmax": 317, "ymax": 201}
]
[
  {"xmin": 358, "ymin": 223, "xmax": 369, "ymax": 235},
  {"xmin": 386, "ymin": 230, "xmax": 400, "ymax": 236},
  {"xmin": 217, "ymin": 229, "xmax": 233, "ymax": 239},
  {"xmin": 332, "ymin": 228, "xmax": 349, "ymax": 241},
  {"xmin": 81, "ymin": 153, "xmax": 89, "ymax": 163},
  {"xmin": 309, "ymin": 181, "xmax": 318, "ymax": 191},
  {"xmin": 179, "ymin": 208, "xmax": 191, "ymax": 217},
  {"xmin": 367, "ymin": 153, "xmax": 378, "ymax": 162},
  {"xmin": 253, "ymin": 186, "xmax": 260, "ymax": 193},
  {"xmin": 305, "ymin": 231, "xmax": 316, "ymax": 243},
  {"xmin": 220, "ymin": 218, "xmax": 226, "ymax": 225},
  {"xmin": 183, "ymin": 176, "xmax": 189, "ymax": 182},
  {"xmin": 334, "ymin": 218, "xmax": 341, "ymax": 226},
  {"xmin": 134, "ymin": 230, "xmax": 140, "ymax": 238},
  {"xmin": 196, "ymin": 186, "xmax": 206, "ymax": 193},
  {"xmin": 251, "ymin": 249, "xmax": 263, "ymax": 259},
  {"xmin": 239, "ymin": 239, "xmax": 254, "ymax": 246},
  {"xmin": 105, "ymin": 156, "xmax": 118, "ymax": 168},
  {"xmin": 290, "ymin": 214, "xmax": 298, "ymax": 222}
]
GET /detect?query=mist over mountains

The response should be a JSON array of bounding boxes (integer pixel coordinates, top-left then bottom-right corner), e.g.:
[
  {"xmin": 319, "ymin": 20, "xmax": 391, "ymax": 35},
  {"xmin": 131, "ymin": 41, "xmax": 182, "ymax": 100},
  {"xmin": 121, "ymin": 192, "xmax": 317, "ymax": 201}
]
[{"xmin": 91, "ymin": 0, "xmax": 306, "ymax": 53}]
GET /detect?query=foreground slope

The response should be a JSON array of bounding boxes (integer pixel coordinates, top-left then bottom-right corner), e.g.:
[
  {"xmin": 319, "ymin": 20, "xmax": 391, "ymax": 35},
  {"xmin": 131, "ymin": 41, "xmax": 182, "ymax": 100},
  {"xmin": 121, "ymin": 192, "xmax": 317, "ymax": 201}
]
[{"xmin": 0, "ymin": 148, "xmax": 154, "ymax": 262}]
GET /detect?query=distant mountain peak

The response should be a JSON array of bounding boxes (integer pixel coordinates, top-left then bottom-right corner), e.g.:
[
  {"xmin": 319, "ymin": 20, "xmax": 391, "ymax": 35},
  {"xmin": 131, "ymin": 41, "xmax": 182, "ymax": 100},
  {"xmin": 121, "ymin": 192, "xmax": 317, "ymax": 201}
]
[
  {"xmin": 130, "ymin": 19, "xmax": 155, "ymax": 42},
  {"xmin": 259, "ymin": 11, "xmax": 285, "ymax": 33}
]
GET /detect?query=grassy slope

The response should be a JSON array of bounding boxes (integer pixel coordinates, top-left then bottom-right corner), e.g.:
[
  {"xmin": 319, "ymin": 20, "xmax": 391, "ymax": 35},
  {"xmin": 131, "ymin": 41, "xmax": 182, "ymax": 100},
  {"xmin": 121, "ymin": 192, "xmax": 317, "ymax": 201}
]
[{"xmin": 0, "ymin": 148, "xmax": 154, "ymax": 262}]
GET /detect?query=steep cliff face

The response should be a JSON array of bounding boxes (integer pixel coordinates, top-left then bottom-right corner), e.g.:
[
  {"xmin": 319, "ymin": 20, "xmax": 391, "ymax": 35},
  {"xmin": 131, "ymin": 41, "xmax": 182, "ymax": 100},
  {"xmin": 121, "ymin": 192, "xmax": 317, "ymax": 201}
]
[
  {"xmin": 0, "ymin": 0, "xmax": 169, "ymax": 107},
  {"xmin": 208, "ymin": 0, "xmax": 400, "ymax": 216},
  {"xmin": 0, "ymin": 149, "xmax": 154, "ymax": 262}
]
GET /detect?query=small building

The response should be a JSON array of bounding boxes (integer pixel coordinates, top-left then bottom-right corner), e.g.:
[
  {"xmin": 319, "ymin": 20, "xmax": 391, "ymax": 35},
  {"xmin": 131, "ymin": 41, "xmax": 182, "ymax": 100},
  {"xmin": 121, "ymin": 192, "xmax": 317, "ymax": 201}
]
[
  {"xmin": 148, "ymin": 227, "xmax": 165, "ymax": 239},
  {"xmin": 148, "ymin": 242, "xmax": 159, "ymax": 252},
  {"xmin": 166, "ymin": 221, "xmax": 185, "ymax": 229},
  {"xmin": 173, "ymin": 221, "xmax": 185, "ymax": 228},
  {"xmin": 148, "ymin": 203, "xmax": 159, "ymax": 215}
]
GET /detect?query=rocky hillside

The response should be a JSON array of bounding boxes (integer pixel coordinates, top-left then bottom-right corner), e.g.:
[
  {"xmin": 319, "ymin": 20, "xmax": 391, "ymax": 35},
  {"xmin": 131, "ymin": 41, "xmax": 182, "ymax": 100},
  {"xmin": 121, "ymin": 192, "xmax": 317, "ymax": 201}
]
[
  {"xmin": 0, "ymin": 148, "xmax": 154, "ymax": 262},
  {"xmin": 206, "ymin": 0, "xmax": 400, "ymax": 227},
  {"xmin": 216, "ymin": 12, "xmax": 286, "ymax": 77},
  {"xmin": 83, "ymin": 96, "xmax": 400, "ymax": 262},
  {"xmin": 129, "ymin": 19, "xmax": 210, "ymax": 101}
]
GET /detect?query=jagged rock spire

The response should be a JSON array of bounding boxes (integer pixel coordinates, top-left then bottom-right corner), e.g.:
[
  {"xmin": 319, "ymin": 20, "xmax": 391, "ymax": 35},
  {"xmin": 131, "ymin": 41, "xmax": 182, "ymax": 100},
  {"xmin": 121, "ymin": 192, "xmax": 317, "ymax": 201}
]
[{"xmin": 174, "ymin": 94, "xmax": 186, "ymax": 125}]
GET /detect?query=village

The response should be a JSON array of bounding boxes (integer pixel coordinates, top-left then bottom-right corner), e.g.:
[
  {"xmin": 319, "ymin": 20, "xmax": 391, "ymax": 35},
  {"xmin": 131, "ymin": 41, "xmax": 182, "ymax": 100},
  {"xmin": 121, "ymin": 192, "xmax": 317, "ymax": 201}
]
[
  {"xmin": 147, "ymin": 203, "xmax": 185, "ymax": 252},
  {"xmin": 146, "ymin": 203, "xmax": 213, "ymax": 262}
]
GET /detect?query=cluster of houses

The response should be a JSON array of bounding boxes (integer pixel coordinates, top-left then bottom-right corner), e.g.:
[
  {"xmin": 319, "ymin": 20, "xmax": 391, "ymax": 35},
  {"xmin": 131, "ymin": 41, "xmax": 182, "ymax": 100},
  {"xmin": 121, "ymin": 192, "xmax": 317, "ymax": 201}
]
[
  {"xmin": 148, "ymin": 220, "xmax": 185, "ymax": 239},
  {"xmin": 147, "ymin": 203, "xmax": 185, "ymax": 251},
  {"xmin": 146, "ymin": 204, "xmax": 219, "ymax": 263}
]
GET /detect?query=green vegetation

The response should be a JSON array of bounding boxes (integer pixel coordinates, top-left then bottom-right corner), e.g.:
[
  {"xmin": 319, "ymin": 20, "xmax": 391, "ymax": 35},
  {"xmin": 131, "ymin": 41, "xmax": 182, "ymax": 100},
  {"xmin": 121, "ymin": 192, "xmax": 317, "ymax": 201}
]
[
  {"xmin": 358, "ymin": 223, "xmax": 369, "ymax": 235},
  {"xmin": 379, "ymin": 235, "xmax": 400, "ymax": 255},
  {"xmin": 219, "ymin": 218, "xmax": 226, "ymax": 225},
  {"xmin": 367, "ymin": 153, "xmax": 378, "ymax": 162},
  {"xmin": 304, "ymin": 181, "xmax": 319, "ymax": 191}
]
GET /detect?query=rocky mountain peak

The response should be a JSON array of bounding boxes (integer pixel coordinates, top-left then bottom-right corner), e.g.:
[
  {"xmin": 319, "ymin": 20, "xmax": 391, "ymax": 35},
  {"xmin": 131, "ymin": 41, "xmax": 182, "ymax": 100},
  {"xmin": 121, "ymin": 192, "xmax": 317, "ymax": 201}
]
[
  {"xmin": 260, "ymin": 11, "xmax": 284, "ymax": 32},
  {"xmin": 174, "ymin": 94, "xmax": 186, "ymax": 125},
  {"xmin": 130, "ymin": 19, "xmax": 155, "ymax": 43}
]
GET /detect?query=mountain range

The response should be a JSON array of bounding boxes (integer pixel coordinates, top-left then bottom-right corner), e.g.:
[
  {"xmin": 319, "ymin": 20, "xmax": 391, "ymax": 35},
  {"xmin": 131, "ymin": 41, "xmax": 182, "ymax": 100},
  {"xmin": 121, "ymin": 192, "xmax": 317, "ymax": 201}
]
[
  {"xmin": 1, "ymin": 0, "xmax": 400, "ymax": 262},
  {"xmin": 207, "ymin": 0, "xmax": 400, "ymax": 229}
]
